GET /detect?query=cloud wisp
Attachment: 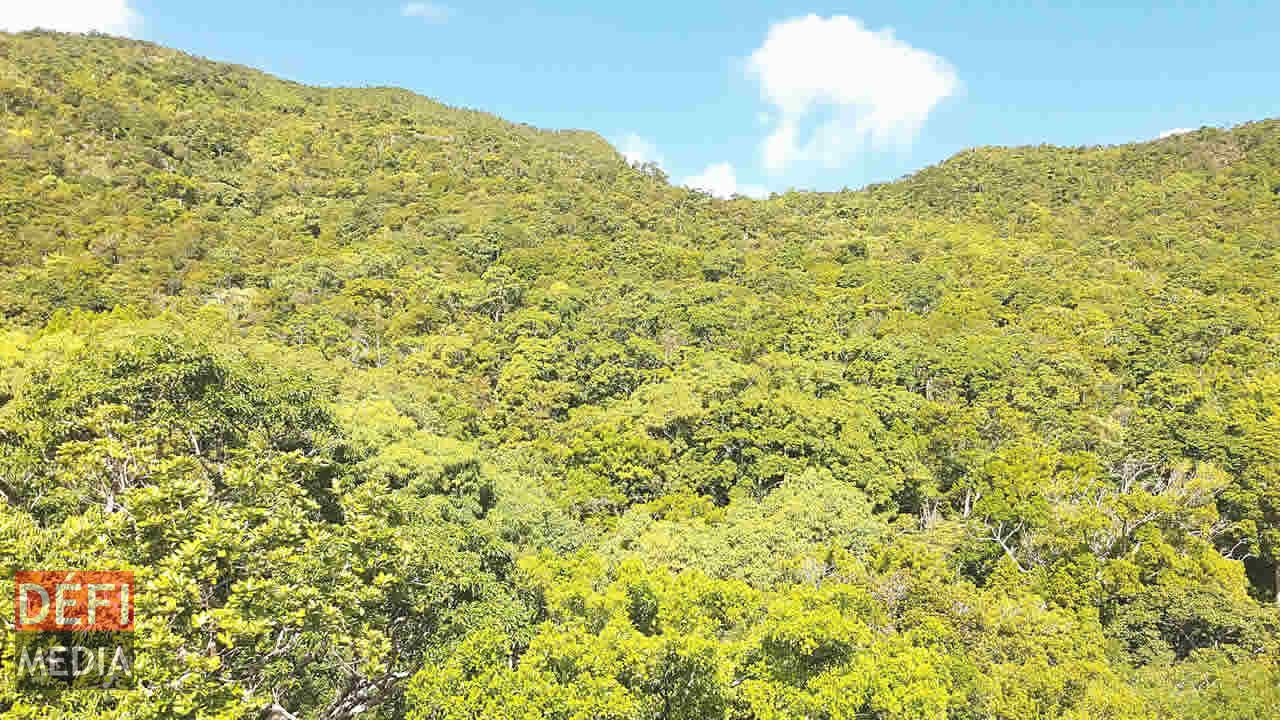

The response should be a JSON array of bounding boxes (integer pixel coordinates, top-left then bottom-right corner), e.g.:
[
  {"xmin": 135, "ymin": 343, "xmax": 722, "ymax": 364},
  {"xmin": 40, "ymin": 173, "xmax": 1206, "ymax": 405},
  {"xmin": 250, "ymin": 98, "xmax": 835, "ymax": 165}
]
[
  {"xmin": 684, "ymin": 162, "xmax": 769, "ymax": 200},
  {"xmin": 748, "ymin": 14, "xmax": 957, "ymax": 173},
  {"xmin": 617, "ymin": 136, "xmax": 767, "ymax": 199},
  {"xmin": 617, "ymin": 134, "xmax": 664, "ymax": 168},
  {"xmin": 0, "ymin": 0, "xmax": 141, "ymax": 36},
  {"xmin": 401, "ymin": 2, "xmax": 452, "ymax": 24}
]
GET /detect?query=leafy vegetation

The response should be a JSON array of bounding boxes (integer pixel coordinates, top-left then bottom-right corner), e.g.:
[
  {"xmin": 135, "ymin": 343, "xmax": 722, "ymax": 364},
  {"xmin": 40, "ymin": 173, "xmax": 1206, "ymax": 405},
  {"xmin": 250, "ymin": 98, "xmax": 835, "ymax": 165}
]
[{"xmin": 1, "ymin": 31, "xmax": 1278, "ymax": 719}]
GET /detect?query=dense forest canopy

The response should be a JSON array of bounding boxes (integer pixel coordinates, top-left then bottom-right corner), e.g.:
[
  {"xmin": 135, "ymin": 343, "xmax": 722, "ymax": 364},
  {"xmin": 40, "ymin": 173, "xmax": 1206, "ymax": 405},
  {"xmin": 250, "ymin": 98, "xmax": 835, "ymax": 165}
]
[{"xmin": 1, "ymin": 31, "xmax": 1278, "ymax": 719}]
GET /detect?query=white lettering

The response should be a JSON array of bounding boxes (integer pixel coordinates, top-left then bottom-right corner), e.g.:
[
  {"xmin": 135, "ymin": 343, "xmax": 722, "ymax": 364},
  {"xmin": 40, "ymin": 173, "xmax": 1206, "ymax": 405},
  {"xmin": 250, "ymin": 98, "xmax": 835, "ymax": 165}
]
[
  {"xmin": 120, "ymin": 583, "xmax": 130, "ymax": 626},
  {"xmin": 55, "ymin": 583, "xmax": 82, "ymax": 627},
  {"xmin": 87, "ymin": 583, "xmax": 113, "ymax": 625},
  {"xmin": 16, "ymin": 646, "xmax": 45, "ymax": 676},
  {"xmin": 17, "ymin": 583, "xmax": 50, "ymax": 625},
  {"xmin": 47, "ymin": 646, "xmax": 69, "ymax": 677},
  {"xmin": 70, "ymin": 645, "xmax": 93, "ymax": 676},
  {"xmin": 109, "ymin": 645, "xmax": 133, "ymax": 676}
]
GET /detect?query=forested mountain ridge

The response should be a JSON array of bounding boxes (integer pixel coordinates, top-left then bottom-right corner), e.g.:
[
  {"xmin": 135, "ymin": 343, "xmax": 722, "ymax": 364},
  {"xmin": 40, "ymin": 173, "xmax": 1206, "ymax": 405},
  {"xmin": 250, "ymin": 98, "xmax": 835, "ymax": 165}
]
[{"xmin": 1, "ymin": 31, "xmax": 1278, "ymax": 720}]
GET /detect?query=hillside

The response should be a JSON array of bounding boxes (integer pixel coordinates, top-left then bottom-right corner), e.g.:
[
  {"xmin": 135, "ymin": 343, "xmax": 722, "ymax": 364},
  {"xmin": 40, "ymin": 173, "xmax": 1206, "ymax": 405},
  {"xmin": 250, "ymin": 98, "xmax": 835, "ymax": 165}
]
[{"xmin": 1, "ymin": 31, "xmax": 1279, "ymax": 720}]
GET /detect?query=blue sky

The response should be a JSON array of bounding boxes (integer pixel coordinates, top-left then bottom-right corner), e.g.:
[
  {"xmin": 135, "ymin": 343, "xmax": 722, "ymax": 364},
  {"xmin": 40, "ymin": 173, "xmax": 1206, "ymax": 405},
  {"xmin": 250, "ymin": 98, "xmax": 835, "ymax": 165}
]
[{"xmin": 5, "ymin": 2, "xmax": 1280, "ymax": 197}]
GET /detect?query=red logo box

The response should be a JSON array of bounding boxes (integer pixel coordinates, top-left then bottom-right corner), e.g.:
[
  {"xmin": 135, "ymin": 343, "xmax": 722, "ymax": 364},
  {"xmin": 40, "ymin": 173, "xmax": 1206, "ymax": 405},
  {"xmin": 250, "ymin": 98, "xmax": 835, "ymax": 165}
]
[{"xmin": 14, "ymin": 571, "xmax": 134, "ymax": 632}]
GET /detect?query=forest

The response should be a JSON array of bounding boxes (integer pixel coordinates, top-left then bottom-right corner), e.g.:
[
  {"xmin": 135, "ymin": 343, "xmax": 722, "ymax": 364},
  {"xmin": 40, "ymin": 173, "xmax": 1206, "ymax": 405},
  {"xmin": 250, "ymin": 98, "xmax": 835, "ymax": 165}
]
[{"xmin": 1, "ymin": 31, "xmax": 1278, "ymax": 719}]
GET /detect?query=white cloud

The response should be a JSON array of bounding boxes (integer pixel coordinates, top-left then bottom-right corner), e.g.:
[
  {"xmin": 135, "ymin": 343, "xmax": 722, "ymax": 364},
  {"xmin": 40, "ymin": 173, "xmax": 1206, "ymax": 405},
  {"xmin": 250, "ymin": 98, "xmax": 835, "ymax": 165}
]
[
  {"xmin": 683, "ymin": 162, "xmax": 769, "ymax": 199},
  {"xmin": 1158, "ymin": 127, "xmax": 1193, "ymax": 139},
  {"xmin": 0, "ymin": 0, "xmax": 140, "ymax": 36},
  {"xmin": 747, "ymin": 14, "xmax": 957, "ymax": 172},
  {"xmin": 401, "ymin": 2, "xmax": 451, "ymax": 23},
  {"xmin": 617, "ymin": 133, "xmax": 664, "ymax": 168}
]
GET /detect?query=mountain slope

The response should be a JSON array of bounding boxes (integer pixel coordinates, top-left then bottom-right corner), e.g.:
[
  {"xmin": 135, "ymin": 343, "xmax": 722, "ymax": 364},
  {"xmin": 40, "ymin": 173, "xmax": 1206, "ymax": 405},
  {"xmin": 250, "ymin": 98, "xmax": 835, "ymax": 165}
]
[{"xmin": 2, "ymin": 31, "xmax": 1279, "ymax": 720}]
